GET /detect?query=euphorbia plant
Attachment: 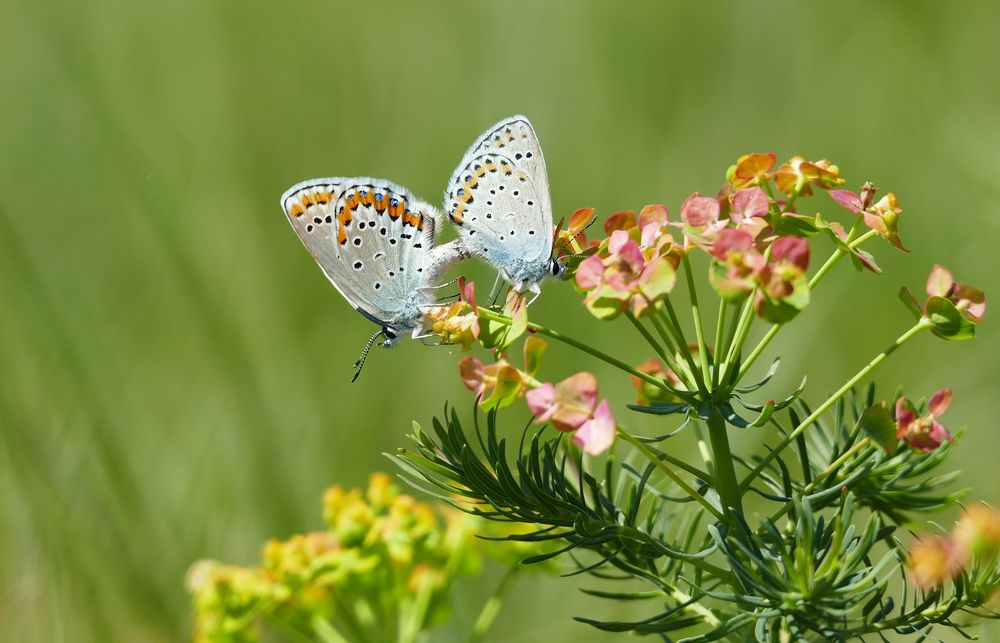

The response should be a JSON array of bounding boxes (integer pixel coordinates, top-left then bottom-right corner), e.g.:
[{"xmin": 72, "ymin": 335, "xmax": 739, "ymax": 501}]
[{"xmin": 395, "ymin": 152, "xmax": 999, "ymax": 640}]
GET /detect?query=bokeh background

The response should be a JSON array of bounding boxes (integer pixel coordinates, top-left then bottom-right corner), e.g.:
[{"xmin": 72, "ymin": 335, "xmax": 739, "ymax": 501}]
[{"xmin": 2, "ymin": 0, "xmax": 998, "ymax": 640}]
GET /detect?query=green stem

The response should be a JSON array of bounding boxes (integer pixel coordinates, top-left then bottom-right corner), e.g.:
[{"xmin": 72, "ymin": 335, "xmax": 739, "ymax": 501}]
[
  {"xmin": 647, "ymin": 311, "xmax": 699, "ymax": 391},
  {"xmin": 476, "ymin": 308, "xmax": 672, "ymax": 393},
  {"xmin": 721, "ymin": 296, "xmax": 755, "ymax": 386},
  {"xmin": 706, "ymin": 408, "xmax": 743, "ymax": 518},
  {"xmin": 740, "ymin": 320, "xmax": 930, "ymax": 491},
  {"xmin": 682, "ymin": 254, "xmax": 713, "ymax": 392},
  {"xmin": 735, "ymin": 227, "xmax": 878, "ymax": 382},
  {"xmin": 625, "ymin": 312, "xmax": 673, "ymax": 367},
  {"xmin": 768, "ymin": 438, "xmax": 871, "ymax": 522},
  {"xmin": 712, "ymin": 301, "xmax": 728, "ymax": 389},
  {"xmin": 660, "ymin": 299, "xmax": 708, "ymax": 394},
  {"xmin": 471, "ymin": 567, "xmax": 518, "ymax": 642},
  {"xmin": 617, "ymin": 428, "xmax": 725, "ymax": 521}
]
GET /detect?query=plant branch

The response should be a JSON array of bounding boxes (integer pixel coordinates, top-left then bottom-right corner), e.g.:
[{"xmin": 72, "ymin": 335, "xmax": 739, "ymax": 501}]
[{"xmin": 740, "ymin": 320, "xmax": 930, "ymax": 492}]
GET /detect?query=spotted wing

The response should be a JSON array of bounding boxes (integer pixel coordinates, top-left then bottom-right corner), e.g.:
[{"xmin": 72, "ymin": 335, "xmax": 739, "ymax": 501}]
[
  {"xmin": 445, "ymin": 116, "xmax": 553, "ymax": 282},
  {"xmin": 281, "ymin": 177, "xmax": 438, "ymax": 329}
]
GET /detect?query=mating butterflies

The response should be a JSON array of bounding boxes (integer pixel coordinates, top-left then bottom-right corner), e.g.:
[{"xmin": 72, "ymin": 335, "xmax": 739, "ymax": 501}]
[{"xmin": 279, "ymin": 116, "xmax": 556, "ymax": 373}]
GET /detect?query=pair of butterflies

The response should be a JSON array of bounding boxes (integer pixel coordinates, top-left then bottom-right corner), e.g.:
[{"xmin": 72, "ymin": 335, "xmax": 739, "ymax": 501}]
[{"xmin": 280, "ymin": 115, "xmax": 559, "ymax": 366}]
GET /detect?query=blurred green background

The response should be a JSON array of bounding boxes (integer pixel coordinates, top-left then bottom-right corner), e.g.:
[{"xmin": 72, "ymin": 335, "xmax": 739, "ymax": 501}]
[{"xmin": 2, "ymin": 0, "xmax": 998, "ymax": 640}]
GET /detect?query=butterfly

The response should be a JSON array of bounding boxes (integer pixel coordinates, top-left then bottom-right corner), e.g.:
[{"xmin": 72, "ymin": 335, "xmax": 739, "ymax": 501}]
[
  {"xmin": 445, "ymin": 115, "xmax": 562, "ymax": 300},
  {"xmin": 280, "ymin": 177, "xmax": 463, "ymax": 379}
]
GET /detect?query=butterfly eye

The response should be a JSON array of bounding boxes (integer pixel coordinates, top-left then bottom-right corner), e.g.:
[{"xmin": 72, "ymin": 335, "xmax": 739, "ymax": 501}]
[{"xmin": 550, "ymin": 260, "xmax": 562, "ymax": 277}]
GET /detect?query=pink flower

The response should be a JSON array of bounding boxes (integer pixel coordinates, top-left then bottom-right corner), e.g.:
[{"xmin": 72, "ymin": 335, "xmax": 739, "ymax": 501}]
[
  {"xmin": 926, "ymin": 265, "xmax": 986, "ymax": 323},
  {"xmin": 708, "ymin": 228, "xmax": 765, "ymax": 300},
  {"xmin": 729, "ymin": 187, "xmax": 770, "ymax": 239},
  {"xmin": 895, "ymin": 389, "xmax": 954, "ymax": 452},
  {"xmin": 525, "ymin": 372, "xmax": 616, "ymax": 455},
  {"xmin": 829, "ymin": 188, "xmax": 907, "ymax": 251},
  {"xmin": 758, "ymin": 236, "xmax": 809, "ymax": 299},
  {"xmin": 575, "ymin": 230, "xmax": 676, "ymax": 319},
  {"xmin": 678, "ymin": 193, "xmax": 727, "ymax": 248}
]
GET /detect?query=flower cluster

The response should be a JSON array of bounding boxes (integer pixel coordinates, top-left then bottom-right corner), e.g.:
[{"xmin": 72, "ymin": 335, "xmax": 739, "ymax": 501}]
[
  {"xmin": 459, "ymin": 337, "xmax": 617, "ymax": 454},
  {"xmin": 575, "ymin": 205, "xmax": 679, "ymax": 319},
  {"xmin": 526, "ymin": 372, "xmax": 616, "ymax": 455},
  {"xmin": 187, "ymin": 474, "xmax": 518, "ymax": 642},
  {"xmin": 896, "ymin": 388, "xmax": 954, "ymax": 452},
  {"xmin": 425, "ymin": 277, "xmax": 480, "ymax": 350},
  {"xmin": 908, "ymin": 505, "xmax": 1000, "ymax": 590}
]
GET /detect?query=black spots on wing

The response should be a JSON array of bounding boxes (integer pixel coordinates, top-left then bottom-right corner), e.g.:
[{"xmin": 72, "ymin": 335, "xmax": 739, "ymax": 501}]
[
  {"xmin": 486, "ymin": 213, "xmax": 492, "ymax": 219},
  {"xmin": 486, "ymin": 200, "xmax": 493, "ymax": 206},
  {"xmin": 313, "ymin": 217, "xmax": 323, "ymax": 224},
  {"xmin": 389, "ymin": 271, "xmax": 395, "ymax": 277},
  {"xmin": 469, "ymin": 230, "xmax": 476, "ymax": 236},
  {"xmin": 325, "ymin": 215, "xmax": 333, "ymax": 223},
  {"xmin": 380, "ymin": 227, "xmax": 387, "ymax": 235},
  {"xmin": 513, "ymin": 190, "xmax": 519, "ymax": 196},
  {"xmin": 353, "ymin": 261, "xmax": 363, "ymax": 270},
  {"xmin": 498, "ymin": 185, "xmax": 505, "ymax": 191},
  {"xmin": 490, "ymin": 189, "xmax": 496, "ymax": 194},
  {"xmin": 401, "ymin": 233, "xmax": 412, "ymax": 240},
  {"xmin": 417, "ymin": 267, "xmax": 423, "ymax": 273},
  {"xmin": 358, "ymin": 221, "xmax": 366, "ymax": 229},
  {"xmin": 306, "ymin": 224, "xmax": 313, "ymax": 232},
  {"xmin": 515, "ymin": 153, "xmax": 522, "ymax": 160},
  {"xmin": 525, "ymin": 152, "xmax": 533, "ymax": 158},
  {"xmin": 353, "ymin": 238, "xmax": 362, "ymax": 247},
  {"xmin": 414, "ymin": 243, "xmax": 423, "ymax": 249},
  {"xmin": 527, "ymin": 200, "xmax": 534, "ymax": 206},
  {"xmin": 390, "ymin": 238, "xmax": 397, "ymax": 245},
  {"xmin": 374, "ymin": 282, "xmax": 381, "ymax": 290},
  {"xmin": 529, "ymin": 230, "xmax": 536, "ymax": 235}
]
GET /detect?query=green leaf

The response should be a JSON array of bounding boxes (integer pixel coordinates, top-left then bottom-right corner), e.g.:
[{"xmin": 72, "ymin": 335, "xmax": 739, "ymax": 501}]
[
  {"xmin": 925, "ymin": 295, "xmax": 976, "ymax": 341},
  {"xmin": 898, "ymin": 287, "xmax": 923, "ymax": 320},
  {"xmin": 859, "ymin": 402, "xmax": 897, "ymax": 453},
  {"xmin": 707, "ymin": 260, "xmax": 753, "ymax": 301},
  {"xmin": 755, "ymin": 273, "xmax": 810, "ymax": 324},
  {"xmin": 627, "ymin": 401, "xmax": 690, "ymax": 416},
  {"xmin": 522, "ymin": 336, "xmax": 546, "ymax": 376},
  {"xmin": 479, "ymin": 365, "xmax": 523, "ymax": 411}
]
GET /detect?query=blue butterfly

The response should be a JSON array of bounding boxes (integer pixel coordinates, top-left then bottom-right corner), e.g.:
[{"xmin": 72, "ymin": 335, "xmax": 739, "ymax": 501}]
[
  {"xmin": 445, "ymin": 116, "xmax": 562, "ymax": 300},
  {"xmin": 280, "ymin": 177, "xmax": 462, "ymax": 378}
]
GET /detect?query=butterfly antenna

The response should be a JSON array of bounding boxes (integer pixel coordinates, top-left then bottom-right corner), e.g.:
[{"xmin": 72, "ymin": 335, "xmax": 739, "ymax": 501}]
[
  {"xmin": 553, "ymin": 212, "xmax": 598, "ymax": 255},
  {"xmin": 352, "ymin": 329, "xmax": 383, "ymax": 383}
]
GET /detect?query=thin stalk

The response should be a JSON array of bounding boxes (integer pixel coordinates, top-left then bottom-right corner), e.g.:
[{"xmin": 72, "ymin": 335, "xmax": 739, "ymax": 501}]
[
  {"xmin": 740, "ymin": 320, "xmax": 930, "ymax": 491},
  {"xmin": 617, "ymin": 429, "xmax": 725, "ymax": 521},
  {"xmin": 706, "ymin": 408, "xmax": 743, "ymax": 518},
  {"xmin": 476, "ymin": 308, "xmax": 672, "ymax": 393},
  {"xmin": 737, "ymin": 226, "xmax": 876, "ymax": 381},
  {"xmin": 721, "ymin": 296, "xmax": 755, "ymax": 385},
  {"xmin": 625, "ymin": 312, "xmax": 671, "ymax": 366},
  {"xmin": 682, "ymin": 254, "xmax": 713, "ymax": 392},
  {"xmin": 712, "ymin": 301, "xmax": 728, "ymax": 389},
  {"xmin": 648, "ymin": 311, "xmax": 698, "ymax": 391},
  {"xmin": 660, "ymin": 299, "xmax": 708, "ymax": 394},
  {"xmin": 470, "ymin": 567, "xmax": 518, "ymax": 642},
  {"xmin": 768, "ymin": 438, "xmax": 871, "ymax": 522}
]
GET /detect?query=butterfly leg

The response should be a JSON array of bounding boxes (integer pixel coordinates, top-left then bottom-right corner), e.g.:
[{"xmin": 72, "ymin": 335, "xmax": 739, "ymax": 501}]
[
  {"xmin": 525, "ymin": 282, "xmax": 542, "ymax": 306},
  {"xmin": 488, "ymin": 273, "xmax": 505, "ymax": 306}
]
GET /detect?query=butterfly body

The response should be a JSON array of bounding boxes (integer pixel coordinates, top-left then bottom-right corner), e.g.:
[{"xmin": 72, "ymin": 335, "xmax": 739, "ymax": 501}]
[
  {"xmin": 281, "ymin": 177, "xmax": 462, "ymax": 345},
  {"xmin": 445, "ymin": 116, "xmax": 558, "ymax": 296}
]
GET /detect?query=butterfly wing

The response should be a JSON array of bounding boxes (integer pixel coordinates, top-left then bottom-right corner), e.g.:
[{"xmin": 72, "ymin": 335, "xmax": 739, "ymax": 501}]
[
  {"xmin": 445, "ymin": 116, "xmax": 553, "ymax": 286},
  {"xmin": 281, "ymin": 177, "xmax": 441, "ymax": 331}
]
